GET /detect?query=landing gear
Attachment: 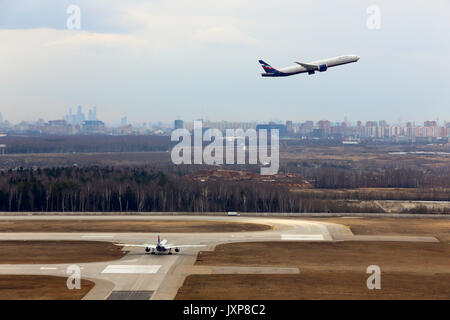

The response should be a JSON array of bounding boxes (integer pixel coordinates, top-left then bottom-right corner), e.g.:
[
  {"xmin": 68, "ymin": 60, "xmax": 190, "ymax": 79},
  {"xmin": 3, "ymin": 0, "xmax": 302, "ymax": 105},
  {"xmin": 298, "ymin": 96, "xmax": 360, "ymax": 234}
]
[
  {"xmin": 168, "ymin": 249, "xmax": 173, "ymax": 255},
  {"xmin": 151, "ymin": 248, "xmax": 156, "ymax": 255}
]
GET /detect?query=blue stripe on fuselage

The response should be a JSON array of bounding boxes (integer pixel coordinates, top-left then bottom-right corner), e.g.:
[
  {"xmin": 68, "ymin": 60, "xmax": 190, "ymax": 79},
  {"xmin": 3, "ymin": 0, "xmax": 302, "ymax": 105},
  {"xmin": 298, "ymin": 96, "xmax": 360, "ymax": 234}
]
[{"xmin": 261, "ymin": 70, "xmax": 302, "ymax": 77}]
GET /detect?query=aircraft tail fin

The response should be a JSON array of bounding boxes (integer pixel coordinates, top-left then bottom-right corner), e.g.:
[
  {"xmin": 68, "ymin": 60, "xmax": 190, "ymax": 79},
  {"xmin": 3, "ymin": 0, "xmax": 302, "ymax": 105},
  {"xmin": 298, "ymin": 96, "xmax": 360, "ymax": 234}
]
[
  {"xmin": 259, "ymin": 60, "xmax": 278, "ymax": 74},
  {"xmin": 157, "ymin": 234, "xmax": 160, "ymax": 244}
]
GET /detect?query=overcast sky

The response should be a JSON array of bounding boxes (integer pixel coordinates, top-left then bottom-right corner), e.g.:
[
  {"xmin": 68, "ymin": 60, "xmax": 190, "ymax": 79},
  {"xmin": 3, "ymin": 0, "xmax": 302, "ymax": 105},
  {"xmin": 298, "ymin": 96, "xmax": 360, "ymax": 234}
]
[{"xmin": 1, "ymin": 0, "xmax": 449, "ymax": 124}]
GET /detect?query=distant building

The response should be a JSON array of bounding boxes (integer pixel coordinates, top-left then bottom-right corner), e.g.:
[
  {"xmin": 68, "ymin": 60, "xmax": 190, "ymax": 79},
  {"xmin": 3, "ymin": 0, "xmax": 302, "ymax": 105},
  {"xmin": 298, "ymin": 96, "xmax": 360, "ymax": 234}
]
[
  {"xmin": 174, "ymin": 119, "xmax": 184, "ymax": 129},
  {"xmin": 65, "ymin": 105, "xmax": 86, "ymax": 124},
  {"xmin": 75, "ymin": 105, "xmax": 85, "ymax": 123},
  {"xmin": 424, "ymin": 121, "xmax": 437, "ymax": 127},
  {"xmin": 46, "ymin": 120, "xmax": 72, "ymax": 135},
  {"xmin": 0, "ymin": 112, "xmax": 3, "ymax": 123},
  {"xmin": 286, "ymin": 120, "xmax": 293, "ymax": 132},
  {"xmin": 114, "ymin": 124, "xmax": 133, "ymax": 135},
  {"xmin": 88, "ymin": 106, "xmax": 97, "ymax": 121},
  {"xmin": 312, "ymin": 128, "xmax": 325, "ymax": 138},
  {"xmin": 256, "ymin": 124, "xmax": 287, "ymax": 137},
  {"xmin": 82, "ymin": 120, "xmax": 106, "ymax": 134},
  {"xmin": 317, "ymin": 120, "xmax": 331, "ymax": 135},
  {"xmin": 445, "ymin": 123, "xmax": 450, "ymax": 138},
  {"xmin": 121, "ymin": 117, "xmax": 128, "ymax": 126},
  {"xmin": 298, "ymin": 121, "xmax": 314, "ymax": 135}
]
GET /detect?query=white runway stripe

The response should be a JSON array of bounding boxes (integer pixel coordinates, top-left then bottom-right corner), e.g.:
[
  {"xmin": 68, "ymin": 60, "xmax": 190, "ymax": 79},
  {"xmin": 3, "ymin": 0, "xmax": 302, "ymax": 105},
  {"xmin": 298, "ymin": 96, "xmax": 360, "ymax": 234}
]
[
  {"xmin": 281, "ymin": 234, "xmax": 324, "ymax": 241},
  {"xmin": 40, "ymin": 267, "xmax": 57, "ymax": 270},
  {"xmin": 101, "ymin": 265, "xmax": 161, "ymax": 274},
  {"xmin": 81, "ymin": 235, "xmax": 114, "ymax": 239}
]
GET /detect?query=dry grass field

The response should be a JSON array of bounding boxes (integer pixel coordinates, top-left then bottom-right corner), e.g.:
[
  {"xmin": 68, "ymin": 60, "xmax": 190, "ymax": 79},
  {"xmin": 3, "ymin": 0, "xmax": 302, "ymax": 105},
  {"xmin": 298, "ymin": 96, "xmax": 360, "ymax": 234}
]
[
  {"xmin": 0, "ymin": 240, "xmax": 126, "ymax": 264},
  {"xmin": 281, "ymin": 144, "xmax": 450, "ymax": 168},
  {"xmin": 176, "ymin": 241, "xmax": 449, "ymax": 299},
  {"xmin": 0, "ymin": 240, "xmax": 122, "ymax": 299},
  {"xmin": 0, "ymin": 275, "xmax": 94, "ymax": 300},
  {"xmin": 306, "ymin": 217, "xmax": 450, "ymax": 241},
  {"xmin": 176, "ymin": 272, "xmax": 450, "ymax": 300},
  {"xmin": 0, "ymin": 219, "xmax": 270, "ymax": 233},
  {"xmin": 194, "ymin": 241, "xmax": 449, "ymax": 273},
  {"xmin": 176, "ymin": 218, "xmax": 450, "ymax": 299}
]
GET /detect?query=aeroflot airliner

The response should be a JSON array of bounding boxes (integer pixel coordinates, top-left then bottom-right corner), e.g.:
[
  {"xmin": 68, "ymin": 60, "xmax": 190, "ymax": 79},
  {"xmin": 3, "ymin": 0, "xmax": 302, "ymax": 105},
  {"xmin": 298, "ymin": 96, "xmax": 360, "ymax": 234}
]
[
  {"xmin": 259, "ymin": 55, "xmax": 360, "ymax": 77},
  {"xmin": 115, "ymin": 234, "xmax": 205, "ymax": 255}
]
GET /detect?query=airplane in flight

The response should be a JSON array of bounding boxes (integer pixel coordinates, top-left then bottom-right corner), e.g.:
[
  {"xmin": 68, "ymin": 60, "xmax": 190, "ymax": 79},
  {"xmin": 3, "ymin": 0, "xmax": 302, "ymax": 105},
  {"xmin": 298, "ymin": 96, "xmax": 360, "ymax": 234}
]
[
  {"xmin": 259, "ymin": 54, "xmax": 360, "ymax": 77},
  {"xmin": 115, "ymin": 234, "xmax": 205, "ymax": 255}
]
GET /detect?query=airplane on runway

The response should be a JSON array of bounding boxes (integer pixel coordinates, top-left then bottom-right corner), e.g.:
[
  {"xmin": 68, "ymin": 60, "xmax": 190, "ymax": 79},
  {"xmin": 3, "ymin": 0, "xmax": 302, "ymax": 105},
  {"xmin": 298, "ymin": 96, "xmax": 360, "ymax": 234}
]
[
  {"xmin": 115, "ymin": 234, "xmax": 205, "ymax": 255},
  {"xmin": 259, "ymin": 54, "xmax": 360, "ymax": 77}
]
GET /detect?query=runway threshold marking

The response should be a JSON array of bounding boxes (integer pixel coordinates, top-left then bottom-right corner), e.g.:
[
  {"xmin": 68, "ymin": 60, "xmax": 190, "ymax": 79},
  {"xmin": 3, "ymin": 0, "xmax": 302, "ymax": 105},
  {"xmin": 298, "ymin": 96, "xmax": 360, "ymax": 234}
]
[
  {"xmin": 40, "ymin": 267, "xmax": 57, "ymax": 270},
  {"xmin": 101, "ymin": 265, "xmax": 161, "ymax": 274},
  {"xmin": 107, "ymin": 290, "xmax": 154, "ymax": 300},
  {"xmin": 281, "ymin": 234, "xmax": 324, "ymax": 241}
]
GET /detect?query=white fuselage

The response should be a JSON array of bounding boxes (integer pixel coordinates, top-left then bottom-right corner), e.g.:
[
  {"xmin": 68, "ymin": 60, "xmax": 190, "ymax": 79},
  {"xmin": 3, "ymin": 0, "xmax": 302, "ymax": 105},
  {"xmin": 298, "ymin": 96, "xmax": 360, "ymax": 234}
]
[{"xmin": 279, "ymin": 55, "xmax": 359, "ymax": 75}]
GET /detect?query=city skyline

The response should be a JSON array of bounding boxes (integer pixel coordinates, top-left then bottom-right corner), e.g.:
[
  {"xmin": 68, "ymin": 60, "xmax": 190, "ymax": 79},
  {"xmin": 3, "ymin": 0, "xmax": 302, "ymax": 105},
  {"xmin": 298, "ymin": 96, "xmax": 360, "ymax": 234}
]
[
  {"xmin": 0, "ymin": 107, "xmax": 448, "ymax": 128},
  {"xmin": 1, "ymin": 107, "xmax": 450, "ymax": 141}
]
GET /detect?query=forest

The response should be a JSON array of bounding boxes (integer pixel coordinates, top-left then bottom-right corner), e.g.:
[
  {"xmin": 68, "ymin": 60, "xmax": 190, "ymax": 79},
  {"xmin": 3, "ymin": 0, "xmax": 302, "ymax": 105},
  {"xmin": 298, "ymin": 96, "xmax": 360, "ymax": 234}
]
[
  {"xmin": 0, "ymin": 135, "xmax": 171, "ymax": 153},
  {"xmin": 0, "ymin": 166, "xmax": 383, "ymax": 213},
  {"xmin": 1, "ymin": 165, "xmax": 449, "ymax": 213},
  {"xmin": 1, "ymin": 142, "xmax": 449, "ymax": 213}
]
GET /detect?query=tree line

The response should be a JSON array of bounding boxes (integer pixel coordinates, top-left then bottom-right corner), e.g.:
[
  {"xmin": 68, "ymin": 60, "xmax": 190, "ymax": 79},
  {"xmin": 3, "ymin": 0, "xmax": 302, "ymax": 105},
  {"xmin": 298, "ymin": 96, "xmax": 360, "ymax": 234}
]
[
  {"xmin": 0, "ymin": 135, "xmax": 171, "ymax": 154},
  {"xmin": 0, "ymin": 166, "xmax": 381, "ymax": 213}
]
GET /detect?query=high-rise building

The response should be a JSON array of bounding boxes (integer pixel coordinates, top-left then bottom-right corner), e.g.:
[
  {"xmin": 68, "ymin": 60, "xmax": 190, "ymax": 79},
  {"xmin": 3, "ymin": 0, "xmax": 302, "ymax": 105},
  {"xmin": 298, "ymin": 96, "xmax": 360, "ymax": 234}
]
[
  {"xmin": 88, "ymin": 106, "xmax": 97, "ymax": 121},
  {"xmin": 76, "ymin": 105, "xmax": 85, "ymax": 123},
  {"xmin": 121, "ymin": 117, "xmax": 127, "ymax": 126},
  {"xmin": 174, "ymin": 119, "xmax": 184, "ymax": 129},
  {"xmin": 318, "ymin": 120, "xmax": 331, "ymax": 135},
  {"xmin": 286, "ymin": 120, "xmax": 293, "ymax": 132},
  {"xmin": 256, "ymin": 123, "xmax": 287, "ymax": 136},
  {"xmin": 0, "ymin": 112, "xmax": 3, "ymax": 123}
]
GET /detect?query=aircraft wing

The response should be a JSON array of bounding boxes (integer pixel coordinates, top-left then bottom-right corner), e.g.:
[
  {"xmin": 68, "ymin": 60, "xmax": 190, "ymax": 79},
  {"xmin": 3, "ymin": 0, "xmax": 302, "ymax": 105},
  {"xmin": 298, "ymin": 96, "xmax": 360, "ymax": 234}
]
[
  {"xmin": 165, "ymin": 244, "xmax": 206, "ymax": 249},
  {"xmin": 115, "ymin": 243, "xmax": 156, "ymax": 248},
  {"xmin": 294, "ymin": 62, "xmax": 319, "ymax": 70}
]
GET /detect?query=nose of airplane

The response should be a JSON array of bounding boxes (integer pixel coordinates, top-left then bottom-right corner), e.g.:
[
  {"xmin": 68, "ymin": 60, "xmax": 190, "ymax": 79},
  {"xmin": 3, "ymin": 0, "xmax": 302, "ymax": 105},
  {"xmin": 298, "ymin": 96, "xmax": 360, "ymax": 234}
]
[{"xmin": 356, "ymin": 55, "xmax": 360, "ymax": 61}]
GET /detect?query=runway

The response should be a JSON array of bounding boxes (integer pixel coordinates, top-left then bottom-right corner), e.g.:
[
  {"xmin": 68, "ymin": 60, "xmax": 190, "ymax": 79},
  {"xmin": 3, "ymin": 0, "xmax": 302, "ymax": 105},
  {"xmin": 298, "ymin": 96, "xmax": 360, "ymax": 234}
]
[{"xmin": 0, "ymin": 215, "xmax": 439, "ymax": 300}]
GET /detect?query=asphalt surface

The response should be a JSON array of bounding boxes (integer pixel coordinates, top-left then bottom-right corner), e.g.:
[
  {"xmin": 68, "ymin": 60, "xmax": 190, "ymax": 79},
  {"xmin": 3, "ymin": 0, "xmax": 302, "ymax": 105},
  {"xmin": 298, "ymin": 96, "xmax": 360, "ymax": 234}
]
[{"xmin": 0, "ymin": 215, "xmax": 439, "ymax": 300}]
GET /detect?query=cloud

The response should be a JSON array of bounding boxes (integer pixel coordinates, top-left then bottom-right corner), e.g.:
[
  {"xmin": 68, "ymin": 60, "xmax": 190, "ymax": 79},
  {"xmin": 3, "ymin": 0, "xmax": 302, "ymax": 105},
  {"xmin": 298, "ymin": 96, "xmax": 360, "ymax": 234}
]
[
  {"xmin": 41, "ymin": 30, "xmax": 147, "ymax": 50},
  {"xmin": 191, "ymin": 25, "xmax": 259, "ymax": 46}
]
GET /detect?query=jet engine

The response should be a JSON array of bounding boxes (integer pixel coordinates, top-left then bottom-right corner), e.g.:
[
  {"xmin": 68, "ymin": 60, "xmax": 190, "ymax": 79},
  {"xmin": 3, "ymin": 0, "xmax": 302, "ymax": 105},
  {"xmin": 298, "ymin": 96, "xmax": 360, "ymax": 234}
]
[
  {"xmin": 319, "ymin": 64, "xmax": 328, "ymax": 72},
  {"xmin": 175, "ymin": 248, "xmax": 180, "ymax": 253},
  {"xmin": 145, "ymin": 247, "xmax": 151, "ymax": 252}
]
